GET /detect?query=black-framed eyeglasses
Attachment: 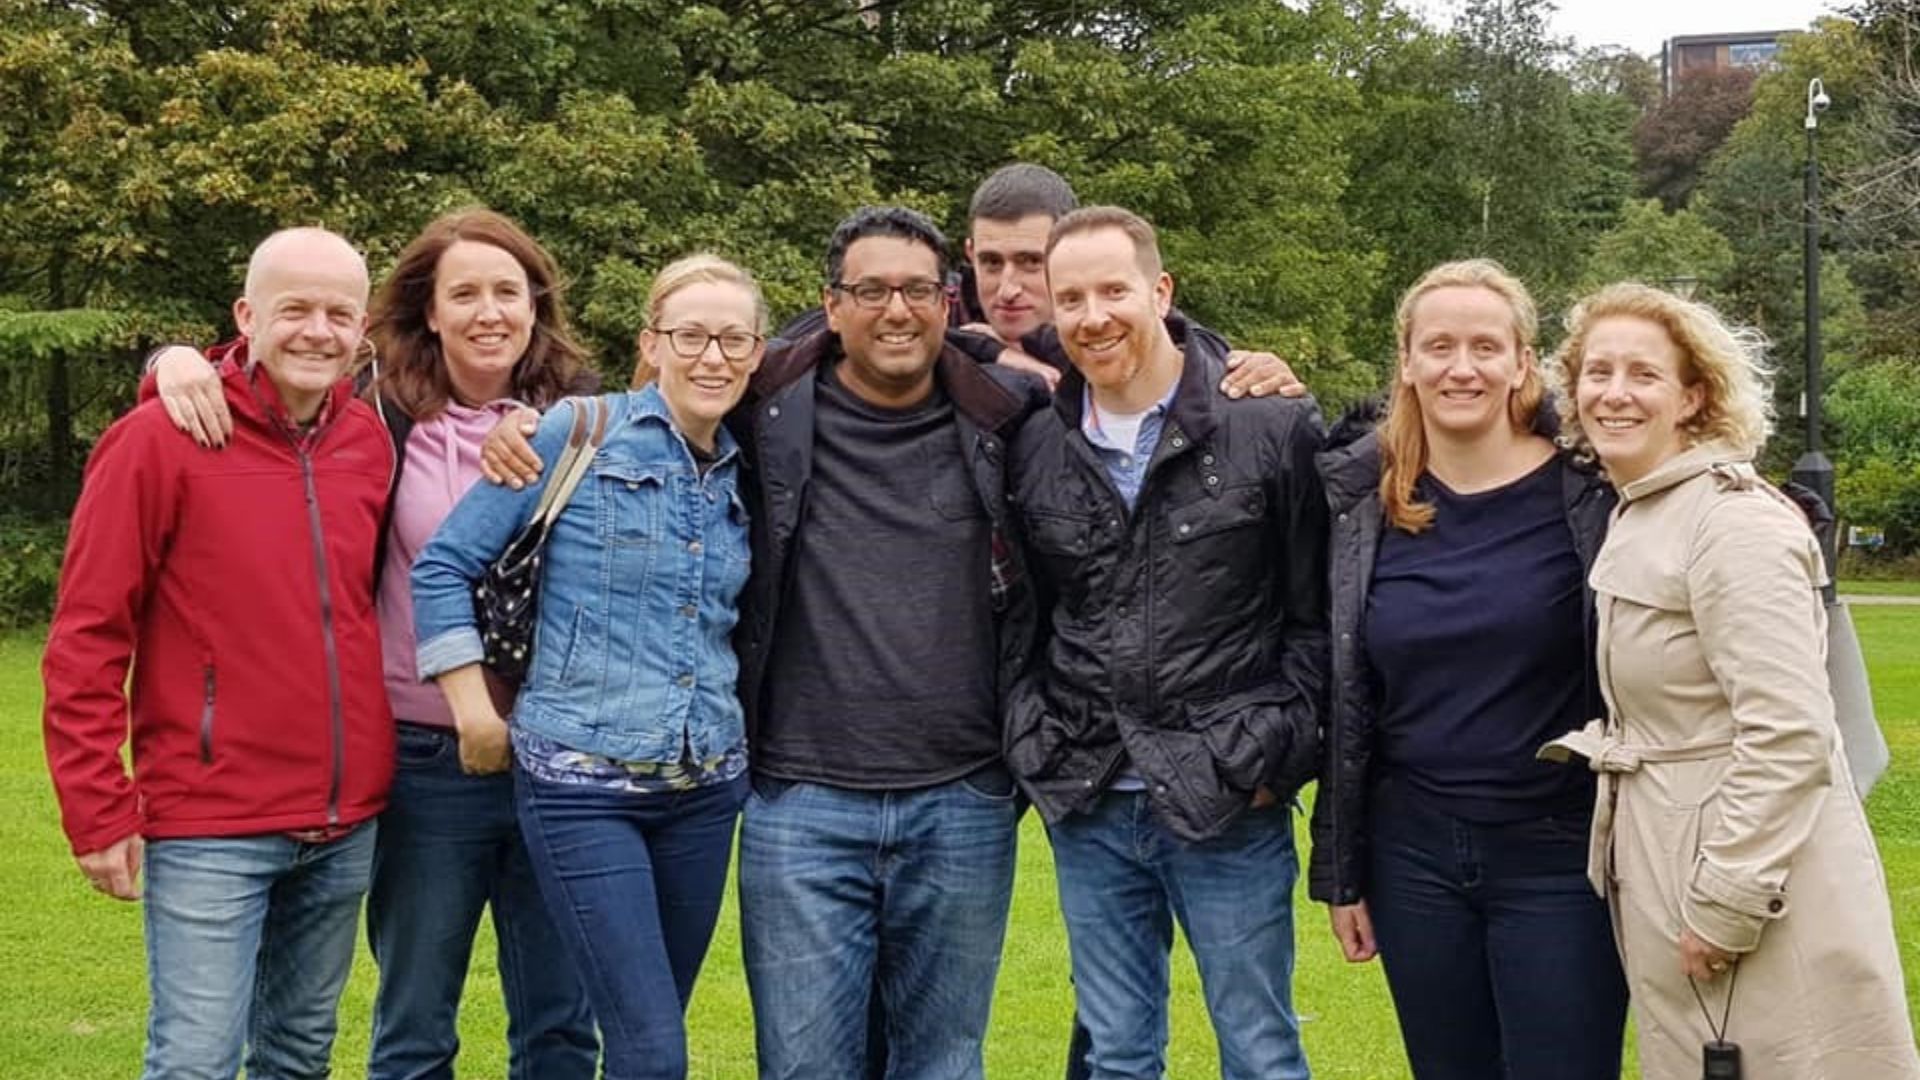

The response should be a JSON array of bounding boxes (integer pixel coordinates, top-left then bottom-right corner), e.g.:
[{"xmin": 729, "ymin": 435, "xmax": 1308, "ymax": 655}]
[
  {"xmin": 830, "ymin": 278, "xmax": 947, "ymax": 310},
  {"xmin": 651, "ymin": 326, "xmax": 764, "ymax": 362}
]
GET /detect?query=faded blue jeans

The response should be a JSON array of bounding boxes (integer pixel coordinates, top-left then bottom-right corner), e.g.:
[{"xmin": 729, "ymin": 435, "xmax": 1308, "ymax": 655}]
[
  {"xmin": 738, "ymin": 769, "xmax": 1021, "ymax": 1080},
  {"xmin": 365, "ymin": 722, "xmax": 595, "ymax": 1080},
  {"xmin": 141, "ymin": 822, "xmax": 376, "ymax": 1080},
  {"xmin": 1047, "ymin": 792, "xmax": 1308, "ymax": 1080}
]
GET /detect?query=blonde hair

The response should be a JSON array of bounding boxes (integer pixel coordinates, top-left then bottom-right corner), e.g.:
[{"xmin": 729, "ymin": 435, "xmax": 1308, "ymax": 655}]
[
  {"xmin": 632, "ymin": 253, "xmax": 768, "ymax": 388},
  {"xmin": 1550, "ymin": 282, "xmax": 1773, "ymax": 460},
  {"xmin": 1381, "ymin": 259, "xmax": 1543, "ymax": 533}
]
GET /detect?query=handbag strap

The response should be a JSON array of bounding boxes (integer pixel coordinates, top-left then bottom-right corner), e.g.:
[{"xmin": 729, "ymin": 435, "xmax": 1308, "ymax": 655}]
[{"xmin": 529, "ymin": 397, "xmax": 610, "ymax": 530}]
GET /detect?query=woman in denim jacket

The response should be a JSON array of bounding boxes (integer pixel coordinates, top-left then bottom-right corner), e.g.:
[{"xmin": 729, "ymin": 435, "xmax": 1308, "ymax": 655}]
[{"xmin": 412, "ymin": 254, "xmax": 765, "ymax": 1080}]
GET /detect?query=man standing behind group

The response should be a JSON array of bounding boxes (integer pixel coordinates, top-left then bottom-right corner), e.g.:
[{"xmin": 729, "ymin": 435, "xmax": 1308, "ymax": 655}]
[
  {"xmin": 43, "ymin": 227, "xmax": 395, "ymax": 1079},
  {"xmin": 960, "ymin": 163, "xmax": 1301, "ymax": 403},
  {"xmin": 1006, "ymin": 208, "xmax": 1329, "ymax": 1080},
  {"xmin": 964, "ymin": 162, "xmax": 1074, "ymax": 347},
  {"xmin": 731, "ymin": 207, "xmax": 1048, "ymax": 1080}
]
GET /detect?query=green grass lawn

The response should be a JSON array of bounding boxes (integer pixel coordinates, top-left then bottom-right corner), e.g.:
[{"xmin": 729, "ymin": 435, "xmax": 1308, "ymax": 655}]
[
  {"xmin": 6, "ymin": 613, "xmax": 1920, "ymax": 1079},
  {"xmin": 1842, "ymin": 578, "xmax": 1920, "ymax": 597}
]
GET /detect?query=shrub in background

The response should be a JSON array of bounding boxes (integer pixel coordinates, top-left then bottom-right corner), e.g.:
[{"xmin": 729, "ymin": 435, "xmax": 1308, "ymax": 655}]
[{"xmin": 0, "ymin": 516, "xmax": 66, "ymax": 629}]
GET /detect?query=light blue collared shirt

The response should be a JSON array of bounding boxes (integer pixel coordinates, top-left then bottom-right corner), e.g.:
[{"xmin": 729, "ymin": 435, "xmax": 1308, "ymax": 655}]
[{"xmin": 1080, "ymin": 380, "xmax": 1180, "ymax": 510}]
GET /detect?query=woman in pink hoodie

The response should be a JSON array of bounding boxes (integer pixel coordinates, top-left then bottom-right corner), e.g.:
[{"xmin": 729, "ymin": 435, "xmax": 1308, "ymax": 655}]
[{"xmin": 152, "ymin": 208, "xmax": 601, "ymax": 1080}]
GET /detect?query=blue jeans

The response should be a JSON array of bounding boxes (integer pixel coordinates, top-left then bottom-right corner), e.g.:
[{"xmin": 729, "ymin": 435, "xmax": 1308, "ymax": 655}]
[
  {"xmin": 515, "ymin": 767, "xmax": 746, "ymax": 1080},
  {"xmin": 1047, "ymin": 792, "xmax": 1308, "ymax": 1080},
  {"xmin": 366, "ymin": 723, "xmax": 595, "ymax": 1080},
  {"xmin": 1366, "ymin": 778, "xmax": 1627, "ymax": 1080},
  {"xmin": 738, "ymin": 770, "xmax": 1020, "ymax": 1080},
  {"xmin": 141, "ymin": 822, "xmax": 376, "ymax": 1080}
]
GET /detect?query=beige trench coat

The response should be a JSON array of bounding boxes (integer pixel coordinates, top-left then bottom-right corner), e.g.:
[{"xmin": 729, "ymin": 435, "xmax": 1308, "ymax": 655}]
[{"xmin": 1545, "ymin": 443, "xmax": 1917, "ymax": 1079}]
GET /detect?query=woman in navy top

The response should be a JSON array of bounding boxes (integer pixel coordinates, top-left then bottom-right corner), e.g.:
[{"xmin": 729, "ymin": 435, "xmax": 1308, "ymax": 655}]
[
  {"xmin": 412, "ymin": 254, "xmax": 765, "ymax": 1080},
  {"xmin": 1311, "ymin": 260, "xmax": 1627, "ymax": 1078}
]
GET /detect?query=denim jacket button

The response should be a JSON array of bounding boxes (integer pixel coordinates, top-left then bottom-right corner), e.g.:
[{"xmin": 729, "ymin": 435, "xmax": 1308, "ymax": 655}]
[
  {"xmin": 687, "ymin": 540, "xmax": 703, "ymax": 554},
  {"xmin": 680, "ymin": 604, "xmax": 697, "ymax": 618},
  {"xmin": 677, "ymin": 674, "xmax": 694, "ymax": 688}
]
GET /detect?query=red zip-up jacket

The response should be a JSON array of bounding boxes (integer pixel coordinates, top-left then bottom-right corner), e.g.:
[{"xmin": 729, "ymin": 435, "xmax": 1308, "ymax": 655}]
[{"xmin": 43, "ymin": 343, "xmax": 396, "ymax": 855}]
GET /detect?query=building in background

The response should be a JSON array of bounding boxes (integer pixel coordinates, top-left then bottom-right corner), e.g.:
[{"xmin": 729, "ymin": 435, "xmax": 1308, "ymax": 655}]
[{"xmin": 1662, "ymin": 30, "xmax": 1794, "ymax": 96}]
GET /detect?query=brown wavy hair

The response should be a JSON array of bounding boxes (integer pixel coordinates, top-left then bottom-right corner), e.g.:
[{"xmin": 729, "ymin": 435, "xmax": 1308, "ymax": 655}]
[
  {"xmin": 369, "ymin": 208, "xmax": 589, "ymax": 419},
  {"xmin": 1382, "ymin": 259, "xmax": 1543, "ymax": 533}
]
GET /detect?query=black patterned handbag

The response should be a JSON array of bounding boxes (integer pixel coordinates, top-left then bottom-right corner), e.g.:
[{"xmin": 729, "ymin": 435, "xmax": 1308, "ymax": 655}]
[{"xmin": 473, "ymin": 397, "xmax": 608, "ymax": 683}]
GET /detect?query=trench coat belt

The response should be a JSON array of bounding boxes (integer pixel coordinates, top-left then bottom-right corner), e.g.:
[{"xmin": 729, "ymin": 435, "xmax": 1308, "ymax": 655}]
[{"xmin": 1537, "ymin": 719, "xmax": 1736, "ymax": 895}]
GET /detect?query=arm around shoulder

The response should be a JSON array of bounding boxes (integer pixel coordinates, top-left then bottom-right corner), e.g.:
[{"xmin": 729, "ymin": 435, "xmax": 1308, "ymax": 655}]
[{"xmin": 411, "ymin": 400, "xmax": 587, "ymax": 679}]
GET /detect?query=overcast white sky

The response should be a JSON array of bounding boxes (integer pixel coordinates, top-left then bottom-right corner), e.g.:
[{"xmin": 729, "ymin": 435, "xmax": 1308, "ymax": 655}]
[{"xmin": 1410, "ymin": 0, "xmax": 1844, "ymax": 56}]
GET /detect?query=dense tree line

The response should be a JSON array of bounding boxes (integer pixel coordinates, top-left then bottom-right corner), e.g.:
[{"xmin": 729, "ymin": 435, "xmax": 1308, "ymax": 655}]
[{"xmin": 1, "ymin": 0, "xmax": 1917, "ymax": 558}]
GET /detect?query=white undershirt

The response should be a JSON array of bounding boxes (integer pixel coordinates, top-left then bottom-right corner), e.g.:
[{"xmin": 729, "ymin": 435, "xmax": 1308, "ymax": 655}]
[{"xmin": 1091, "ymin": 399, "xmax": 1152, "ymax": 458}]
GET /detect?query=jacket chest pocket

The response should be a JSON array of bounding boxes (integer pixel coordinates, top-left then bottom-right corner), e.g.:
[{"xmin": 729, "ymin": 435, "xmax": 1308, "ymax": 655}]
[
  {"xmin": 1166, "ymin": 483, "xmax": 1267, "ymax": 551},
  {"xmin": 595, "ymin": 462, "xmax": 666, "ymax": 546},
  {"xmin": 1023, "ymin": 507, "xmax": 1103, "ymax": 605},
  {"xmin": 1026, "ymin": 508, "xmax": 1099, "ymax": 559}
]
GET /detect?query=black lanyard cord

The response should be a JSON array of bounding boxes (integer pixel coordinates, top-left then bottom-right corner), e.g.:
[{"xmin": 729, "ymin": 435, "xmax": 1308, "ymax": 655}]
[{"xmin": 1688, "ymin": 961, "xmax": 1739, "ymax": 1044}]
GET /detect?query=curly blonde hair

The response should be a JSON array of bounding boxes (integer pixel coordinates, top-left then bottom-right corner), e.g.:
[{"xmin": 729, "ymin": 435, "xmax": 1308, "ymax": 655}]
[
  {"xmin": 1381, "ymin": 259, "xmax": 1543, "ymax": 533},
  {"xmin": 1550, "ymin": 283, "xmax": 1773, "ymax": 461}
]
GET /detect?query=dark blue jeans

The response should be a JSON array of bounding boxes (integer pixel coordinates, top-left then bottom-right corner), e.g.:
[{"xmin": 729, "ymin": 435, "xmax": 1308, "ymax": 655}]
[
  {"xmin": 1366, "ymin": 778, "xmax": 1627, "ymax": 1080},
  {"xmin": 738, "ymin": 771, "xmax": 1020, "ymax": 1080},
  {"xmin": 365, "ymin": 723, "xmax": 595, "ymax": 1080},
  {"xmin": 515, "ymin": 767, "xmax": 747, "ymax": 1080}
]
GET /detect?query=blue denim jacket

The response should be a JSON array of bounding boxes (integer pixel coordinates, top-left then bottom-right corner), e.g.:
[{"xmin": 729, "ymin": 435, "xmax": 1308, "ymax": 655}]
[{"xmin": 412, "ymin": 386, "xmax": 750, "ymax": 763}]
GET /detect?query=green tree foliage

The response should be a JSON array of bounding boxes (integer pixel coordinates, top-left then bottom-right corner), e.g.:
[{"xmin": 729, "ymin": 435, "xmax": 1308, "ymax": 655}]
[
  {"xmin": 1447, "ymin": 0, "xmax": 1589, "ymax": 298},
  {"xmin": 1334, "ymin": 0, "xmax": 1480, "ymax": 363},
  {"xmin": 1835, "ymin": 1, "xmax": 1920, "ymax": 355},
  {"xmin": 1578, "ymin": 198, "xmax": 1735, "ymax": 293},
  {"xmin": 5, "ymin": 0, "xmax": 1849, "ymax": 517},
  {"xmin": 1833, "ymin": 362, "xmax": 1920, "ymax": 548},
  {"xmin": 1692, "ymin": 18, "xmax": 1878, "ymax": 472},
  {"xmin": 1633, "ymin": 67, "xmax": 1758, "ymax": 210}
]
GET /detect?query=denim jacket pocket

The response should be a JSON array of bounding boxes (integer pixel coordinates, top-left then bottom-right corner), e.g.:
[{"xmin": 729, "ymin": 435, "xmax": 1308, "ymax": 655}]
[{"xmin": 595, "ymin": 460, "xmax": 666, "ymax": 546}]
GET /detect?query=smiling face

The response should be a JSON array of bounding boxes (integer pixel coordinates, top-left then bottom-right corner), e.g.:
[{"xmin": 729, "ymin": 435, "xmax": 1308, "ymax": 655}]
[
  {"xmin": 1574, "ymin": 314, "xmax": 1704, "ymax": 486},
  {"xmin": 233, "ymin": 229, "xmax": 369, "ymax": 422},
  {"xmin": 1399, "ymin": 284, "xmax": 1535, "ymax": 443},
  {"xmin": 644, "ymin": 280, "xmax": 764, "ymax": 449},
  {"xmin": 967, "ymin": 212, "xmax": 1055, "ymax": 342},
  {"xmin": 426, "ymin": 240, "xmax": 535, "ymax": 404},
  {"xmin": 825, "ymin": 235, "xmax": 948, "ymax": 408},
  {"xmin": 1047, "ymin": 225, "xmax": 1176, "ymax": 411}
]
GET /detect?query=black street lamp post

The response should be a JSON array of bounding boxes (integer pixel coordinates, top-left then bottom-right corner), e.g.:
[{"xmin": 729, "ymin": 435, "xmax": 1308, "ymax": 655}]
[{"xmin": 1793, "ymin": 76, "xmax": 1838, "ymax": 581}]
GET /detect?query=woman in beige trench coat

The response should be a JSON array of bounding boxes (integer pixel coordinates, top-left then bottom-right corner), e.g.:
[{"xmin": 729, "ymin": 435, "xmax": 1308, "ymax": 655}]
[{"xmin": 1544, "ymin": 282, "xmax": 1918, "ymax": 1079}]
